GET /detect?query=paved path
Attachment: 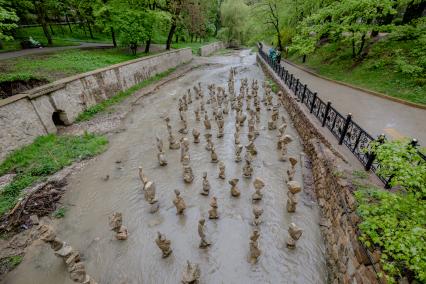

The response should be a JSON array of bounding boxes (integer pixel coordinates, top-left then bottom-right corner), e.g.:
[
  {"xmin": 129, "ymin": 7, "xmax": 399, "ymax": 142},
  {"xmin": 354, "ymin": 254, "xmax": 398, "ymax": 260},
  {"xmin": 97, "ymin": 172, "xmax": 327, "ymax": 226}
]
[
  {"xmin": 262, "ymin": 46, "xmax": 426, "ymax": 143},
  {"xmin": 0, "ymin": 42, "xmax": 114, "ymax": 60}
]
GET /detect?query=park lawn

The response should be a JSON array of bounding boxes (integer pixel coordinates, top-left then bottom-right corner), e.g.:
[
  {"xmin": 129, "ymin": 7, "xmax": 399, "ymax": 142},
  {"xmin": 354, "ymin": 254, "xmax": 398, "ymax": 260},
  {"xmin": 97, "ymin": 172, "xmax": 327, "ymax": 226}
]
[
  {"xmin": 0, "ymin": 48, "xmax": 158, "ymax": 84},
  {"xmin": 288, "ymin": 40, "xmax": 426, "ymax": 105},
  {"xmin": 0, "ymin": 133, "xmax": 108, "ymax": 216},
  {"xmin": 171, "ymin": 39, "xmax": 217, "ymax": 54}
]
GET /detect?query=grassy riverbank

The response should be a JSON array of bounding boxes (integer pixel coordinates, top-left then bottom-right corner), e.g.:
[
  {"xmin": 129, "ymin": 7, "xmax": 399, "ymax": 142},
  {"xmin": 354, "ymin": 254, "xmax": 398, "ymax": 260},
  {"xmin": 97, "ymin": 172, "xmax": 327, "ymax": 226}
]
[
  {"xmin": 288, "ymin": 38, "xmax": 426, "ymax": 105},
  {"xmin": 0, "ymin": 48, "xmax": 160, "ymax": 84},
  {"xmin": 0, "ymin": 134, "xmax": 108, "ymax": 216}
]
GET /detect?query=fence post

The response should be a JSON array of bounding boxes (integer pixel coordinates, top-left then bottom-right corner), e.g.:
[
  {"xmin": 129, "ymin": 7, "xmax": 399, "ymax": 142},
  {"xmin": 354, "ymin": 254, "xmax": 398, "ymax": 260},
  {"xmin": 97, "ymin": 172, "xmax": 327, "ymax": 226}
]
[
  {"xmin": 295, "ymin": 79, "xmax": 300, "ymax": 96},
  {"xmin": 289, "ymin": 74, "xmax": 293, "ymax": 89},
  {"xmin": 310, "ymin": 92, "xmax": 317, "ymax": 113},
  {"xmin": 322, "ymin": 102, "xmax": 331, "ymax": 127},
  {"xmin": 339, "ymin": 113, "xmax": 352, "ymax": 145},
  {"xmin": 365, "ymin": 134, "xmax": 385, "ymax": 171},
  {"xmin": 301, "ymin": 84, "xmax": 307, "ymax": 103}
]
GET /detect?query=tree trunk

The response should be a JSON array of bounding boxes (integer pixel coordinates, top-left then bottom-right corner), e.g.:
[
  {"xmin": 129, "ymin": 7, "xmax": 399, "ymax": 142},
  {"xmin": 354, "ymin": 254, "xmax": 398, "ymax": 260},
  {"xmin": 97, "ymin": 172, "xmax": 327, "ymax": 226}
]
[
  {"xmin": 35, "ymin": 2, "xmax": 52, "ymax": 45},
  {"xmin": 82, "ymin": 23, "xmax": 87, "ymax": 37},
  {"xmin": 274, "ymin": 25, "xmax": 283, "ymax": 51},
  {"xmin": 145, "ymin": 37, "xmax": 151, "ymax": 53},
  {"xmin": 65, "ymin": 14, "xmax": 72, "ymax": 33},
  {"xmin": 111, "ymin": 27, "xmax": 117, "ymax": 47},
  {"xmin": 175, "ymin": 34, "xmax": 179, "ymax": 43},
  {"xmin": 357, "ymin": 33, "xmax": 366, "ymax": 57},
  {"xmin": 57, "ymin": 17, "xmax": 65, "ymax": 35},
  {"xmin": 302, "ymin": 54, "xmax": 306, "ymax": 63},
  {"xmin": 87, "ymin": 21, "xmax": 94, "ymax": 39},
  {"xmin": 402, "ymin": 0, "xmax": 426, "ymax": 24},
  {"xmin": 351, "ymin": 33, "xmax": 355, "ymax": 58},
  {"xmin": 166, "ymin": 22, "xmax": 177, "ymax": 50},
  {"xmin": 49, "ymin": 24, "xmax": 55, "ymax": 35}
]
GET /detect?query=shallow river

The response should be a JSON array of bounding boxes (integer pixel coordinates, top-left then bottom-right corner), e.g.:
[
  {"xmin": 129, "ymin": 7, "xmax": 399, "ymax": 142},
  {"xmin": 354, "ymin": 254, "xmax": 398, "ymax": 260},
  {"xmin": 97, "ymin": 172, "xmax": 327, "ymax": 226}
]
[{"xmin": 4, "ymin": 50, "xmax": 326, "ymax": 284}]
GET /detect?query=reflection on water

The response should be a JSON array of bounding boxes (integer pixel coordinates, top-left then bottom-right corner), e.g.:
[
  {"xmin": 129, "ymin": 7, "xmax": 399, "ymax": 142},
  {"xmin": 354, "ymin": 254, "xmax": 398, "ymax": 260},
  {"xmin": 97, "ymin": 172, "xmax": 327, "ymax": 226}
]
[{"xmin": 4, "ymin": 50, "xmax": 326, "ymax": 284}]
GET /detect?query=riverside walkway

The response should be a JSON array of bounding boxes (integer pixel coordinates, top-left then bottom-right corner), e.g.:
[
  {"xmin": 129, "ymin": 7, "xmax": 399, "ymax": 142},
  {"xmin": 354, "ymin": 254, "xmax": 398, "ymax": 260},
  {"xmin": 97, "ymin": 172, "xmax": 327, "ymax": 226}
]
[{"xmin": 262, "ymin": 46, "xmax": 426, "ymax": 143}]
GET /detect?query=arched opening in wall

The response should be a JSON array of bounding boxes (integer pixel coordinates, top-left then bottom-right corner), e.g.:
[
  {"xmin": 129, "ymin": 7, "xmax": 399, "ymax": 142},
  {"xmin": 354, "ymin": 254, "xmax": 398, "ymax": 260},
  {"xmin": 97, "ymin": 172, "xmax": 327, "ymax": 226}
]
[{"xmin": 52, "ymin": 110, "xmax": 67, "ymax": 126}]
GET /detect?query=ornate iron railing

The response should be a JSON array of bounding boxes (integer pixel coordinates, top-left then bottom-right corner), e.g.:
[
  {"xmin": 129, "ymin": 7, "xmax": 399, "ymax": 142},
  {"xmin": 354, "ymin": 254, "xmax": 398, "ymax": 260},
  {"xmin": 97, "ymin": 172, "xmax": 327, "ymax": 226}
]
[{"xmin": 258, "ymin": 47, "xmax": 424, "ymax": 186}]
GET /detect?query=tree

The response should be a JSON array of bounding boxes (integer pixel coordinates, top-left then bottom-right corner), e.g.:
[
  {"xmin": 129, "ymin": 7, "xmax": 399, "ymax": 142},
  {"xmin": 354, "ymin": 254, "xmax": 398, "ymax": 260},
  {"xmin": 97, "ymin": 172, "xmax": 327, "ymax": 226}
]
[
  {"xmin": 255, "ymin": 0, "xmax": 284, "ymax": 51},
  {"xmin": 219, "ymin": 0, "xmax": 249, "ymax": 46},
  {"xmin": 0, "ymin": 0, "xmax": 19, "ymax": 43}
]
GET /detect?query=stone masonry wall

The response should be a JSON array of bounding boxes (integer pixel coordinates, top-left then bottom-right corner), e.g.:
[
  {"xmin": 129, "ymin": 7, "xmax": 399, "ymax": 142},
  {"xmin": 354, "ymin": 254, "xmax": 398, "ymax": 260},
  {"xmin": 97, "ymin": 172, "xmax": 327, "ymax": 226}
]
[
  {"xmin": 257, "ymin": 54, "xmax": 383, "ymax": 283},
  {"xmin": 199, "ymin": 42, "xmax": 226, "ymax": 56},
  {"xmin": 0, "ymin": 48, "xmax": 193, "ymax": 162}
]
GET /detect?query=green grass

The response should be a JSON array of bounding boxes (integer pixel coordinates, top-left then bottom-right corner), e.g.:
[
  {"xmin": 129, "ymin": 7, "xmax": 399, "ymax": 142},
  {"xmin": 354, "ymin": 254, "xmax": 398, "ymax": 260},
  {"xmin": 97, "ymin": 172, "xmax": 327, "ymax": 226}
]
[
  {"xmin": 171, "ymin": 39, "xmax": 217, "ymax": 54},
  {"xmin": 288, "ymin": 39, "xmax": 426, "ymax": 105},
  {"xmin": 76, "ymin": 67, "xmax": 177, "ymax": 122},
  {"xmin": 0, "ymin": 48, "xmax": 156, "ymax": 83},
  {"xmin": 0, "ymin": 133, "xmax": 108, "ymax": 216},
  {"xmin": 0, "ymin": 255, "xmax": 23, "ymax": 271},
  {"xmin": 53, "ymin": 207, "xmax": 67, "ymax": 218}
]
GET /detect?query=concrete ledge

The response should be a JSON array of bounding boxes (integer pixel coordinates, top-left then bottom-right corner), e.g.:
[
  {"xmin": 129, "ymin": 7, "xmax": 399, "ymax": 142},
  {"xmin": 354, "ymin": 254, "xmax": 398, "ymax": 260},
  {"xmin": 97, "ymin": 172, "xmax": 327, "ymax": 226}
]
[
  {"xmin": 282, "ymin": 58, "xmax": 426, "ymax": 110},
  {"xmin": 199, "ymin": 42, "xmax": 226, "ymax": 57},
  {"xmin": 0, "ymin": 48, "xmax": 193, "ymax": 162}
]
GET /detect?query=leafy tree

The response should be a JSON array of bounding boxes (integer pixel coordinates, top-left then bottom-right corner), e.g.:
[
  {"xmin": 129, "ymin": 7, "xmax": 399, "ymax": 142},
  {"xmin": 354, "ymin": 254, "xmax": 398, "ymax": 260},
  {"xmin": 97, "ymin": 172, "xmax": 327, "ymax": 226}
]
[
  {"xmin": 0, "ymin": 0, "xmax": 19, "ymax": 42},
  {"xmin": 219, "ymin": 0, "xmax": 249, "ymax": 46}
]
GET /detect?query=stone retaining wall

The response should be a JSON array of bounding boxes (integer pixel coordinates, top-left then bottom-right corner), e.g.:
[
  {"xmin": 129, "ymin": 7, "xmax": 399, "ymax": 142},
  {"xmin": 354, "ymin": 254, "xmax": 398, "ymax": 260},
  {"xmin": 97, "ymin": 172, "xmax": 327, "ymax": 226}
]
[
  {"xmin": 0, "ymin": 48, "xmax": 193, "ymax": 162},
  {"xmin": 199, "ymin": 42, "xmax": 226, "ymax": 56},
  {"xmin": 257, "ymin": 54, "xmax": 384, "ymax": 283}
]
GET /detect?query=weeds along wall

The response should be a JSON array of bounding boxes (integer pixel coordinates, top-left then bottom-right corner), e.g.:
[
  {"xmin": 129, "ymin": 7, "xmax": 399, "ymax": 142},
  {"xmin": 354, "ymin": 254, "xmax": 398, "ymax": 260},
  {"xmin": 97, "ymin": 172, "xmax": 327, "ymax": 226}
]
[
  {"xmin": 199, "ymin": 42, "xmax": 226, "ymax": 56},
  {"xmin": 0, "ymin": 48, "xmax": 193, "ymax": 162}
]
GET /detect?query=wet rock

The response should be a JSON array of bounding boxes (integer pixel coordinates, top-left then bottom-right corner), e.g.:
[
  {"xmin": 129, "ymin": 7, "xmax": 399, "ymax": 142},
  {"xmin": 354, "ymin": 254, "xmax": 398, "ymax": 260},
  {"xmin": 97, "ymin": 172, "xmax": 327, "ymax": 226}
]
[
  {"xmin": 69, "ymin": 261, "xmax": 87, "ymax": 282},
  {"xmin": 234, "ymin": 144, "xmax": 243, "ymax": 162},
  {"xmin": 252, "ymin": 206, "xmax": 263, "ymax": 226},
  {"xmin": 39, "ymin": 224, "xmax": 56, "ymax": 242},
  {"xmin": 201, "ymin": 172, "xmax": 210, "ymax": 196},
  {"xmin": 229, "ymin": 178, "xmax": 240, "ymax": 197},
  {"xmin": 246, "ymin": 140, "xmax": 257, "ymax": 156},
  {"xmin": 287, "ymin": 181, "xmax": 301, "ymax": 213},
  {"xmin": 149, "ymin": 201, "xmax": 160, "ymax": 214},
  {"xmin": 173, "ymin": 189, "xmax": 186, "ymax": 214},
  {"xmin": 204, "ymin": 113, "xmax": 211, "ymax": 130},
  {"xmin": 204, "ymin": 133, "xmax": 213, "ymax": 151},
  {"xmin": 287, "ymin": 157, "xmax": 298, "ymax": 181},
  {"xmin": 144, "ymin": 181, "xmax": 157, "ymax": 203},
  {"xmin": 183, "ymin": 165, "xmax": 194, "ymax": 184},
  {"xmin": 182, "ymin": 260, "xmax": 201, "ymax": 284},
  {"xmin": 218, "ymin": 161, "xmax": 226, "ymax": 179},
  {"xmin": 54, "ymin": 244, "xmax": 73, "ymax": 258},
  {"xmin": 180, "ymin": 138, "xmax": 190, "ymax": 163},
  {"xmin": 243, "ymin": 157, "xmax": 254, "ymax": 178},
  {"xmin": 288, "ymin": 181, "xmax": 301, "ymax": 194},
  {"xmin": 198, "ymin": 218, "xmax": 211, "ymax": 248},
  {"xmin": 29, "ymin": 214, "xmax": 39, "ymax": 225},
  {"xmin": 210, "ymin": 146, "xmax": 218, "ymax": 163},
  {"xmin": 116, "ymin": 226, "xmax": 128, "ymax": 240},
  {"xmin": 249, "ymin": 229, "xmax": 261, "ymax": 263},
  {"xmin": 192, "ymin": 128, "xmax": 200, "ymax": 143},
  {"xmin": 286, "ymin": 223, "xmax": 303, "ymax": 249},
  {"xmin": 252, "ymin": 178, "xmax": 265, "ymax": 202},
  {"xmin": 50, "ymin": 238, "xmax": 64, "ymax": 251},
  {"xmin": 208, "ymin": 197, "xmax": 219, "ymax": 219},
  {"xmin": 155, "ymin": 232, "xmax": 173, "ymax": 258},
  {"xmin": 109, "ymin": 212, "xmax": 123, "ymax": 232}
]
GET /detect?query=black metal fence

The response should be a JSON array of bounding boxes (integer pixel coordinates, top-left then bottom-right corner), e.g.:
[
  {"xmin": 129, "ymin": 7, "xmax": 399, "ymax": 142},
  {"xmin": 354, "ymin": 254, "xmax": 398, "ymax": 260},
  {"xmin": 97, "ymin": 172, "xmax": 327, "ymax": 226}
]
[{"xmin": 259, "ymin": 47, "xmax": 424, "ymax": 186}]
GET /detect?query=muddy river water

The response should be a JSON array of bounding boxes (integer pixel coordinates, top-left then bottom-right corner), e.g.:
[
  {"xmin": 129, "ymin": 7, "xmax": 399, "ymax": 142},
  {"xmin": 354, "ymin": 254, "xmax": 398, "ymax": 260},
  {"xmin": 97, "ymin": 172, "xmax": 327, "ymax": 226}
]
[{"xmin": 4, "ymin": 50, "xmax": 326, "ymax": 284}]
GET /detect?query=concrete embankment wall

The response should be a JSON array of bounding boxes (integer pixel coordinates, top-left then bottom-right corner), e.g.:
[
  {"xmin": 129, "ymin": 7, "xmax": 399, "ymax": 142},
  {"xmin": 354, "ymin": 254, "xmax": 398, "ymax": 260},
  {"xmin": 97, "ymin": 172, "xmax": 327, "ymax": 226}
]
[
  {"xmin": 257, "ymin": 54, "xmax": 384, "ymax": 283},
  {"xmin": 0, "ymin": 48, "xmax": 193, "ymax": 162},
  {"xmin": 199, "ymin": 42, "xmax": 226, "ymax": 56}
]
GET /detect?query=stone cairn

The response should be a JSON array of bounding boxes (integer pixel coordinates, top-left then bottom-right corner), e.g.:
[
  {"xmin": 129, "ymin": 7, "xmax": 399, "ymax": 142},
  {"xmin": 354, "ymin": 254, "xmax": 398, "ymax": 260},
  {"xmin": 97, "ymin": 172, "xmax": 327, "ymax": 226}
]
[
  {"xmin": 139, "ymin": 167, "xmax": 159, "ymax": 213},
  {"xmin": 39, "ymin": 225, "xmax": 98, "ymax": 284},
  {"xmin": 235, "ymin": 144, "xmax": 243, "ymax": 162},
  {"xmin": 218, "ymin": 161, "xmax": 226, "ymax": 179},
  {"xmin": 165, "ymin": 116, "xmax": 180, "ymax": 150},
  {"xmin": 229, "ymin": 178, "xmax": 240, "ymax": 197},
  {"xmin": 182, "ymin": 260, "xmax": 201, "ymax": 284},
  {"xmin": 156, "ymin": 137, "xmax": 168, "ymax": 166},
  {"xmin": 173, "ymin": 189, "xmax": 187, "ymax": 214},
  {"xmin": 287, "ymin": 156, "xmax": 298, "ymax": 181},
  {"xmin": 211, "ymin": 146, "xmax": 218, "ymax": 163},
  {"xmin": 198, "ymin": 218, "xmax": 211, "ymax": 248},
  {"xmin": 252, "ymin": 206, "xmax": 263, "ymax": 226},
  {"xmin": 279, "ymin": 135, "xmax": 293, "ymax": 162},
  {"xmin": 208, "ymin": 197, "xmax": 219, "ymax": 219},
  {"xmin": 201, "ymin": 172, "xmax": 210, "ymax": 196},
  {"xmin": 109, "ymin": 212, "xmax": 128, "ymax": 240},
  {"xmin": 183, "ymin": 165, "xmax": 194, "ymax": 183},
  {"xmin": 192, "ymin": 128, "xmax": 200, "ymax": 143},
  {"xmin": 286, "ymin": 223, "xmax": 303, "ymax": 249},
  {"xmin": 252, "ymin": 178, "xmax": 265, "ymax": 203},
  {"xmin": 155, "ymin": 231, "xmax": 173, "ymax": 258},
  {"xmin": 242, "ymin": 154, "xmax": 254, "ymax": 178},
  {"xmin": 286, "ymin": 181, "xmax": 302, "ymax": 213},
  {"xmin": 249, "ymin": 229, "xmax": 261, "ymax": 263}
]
